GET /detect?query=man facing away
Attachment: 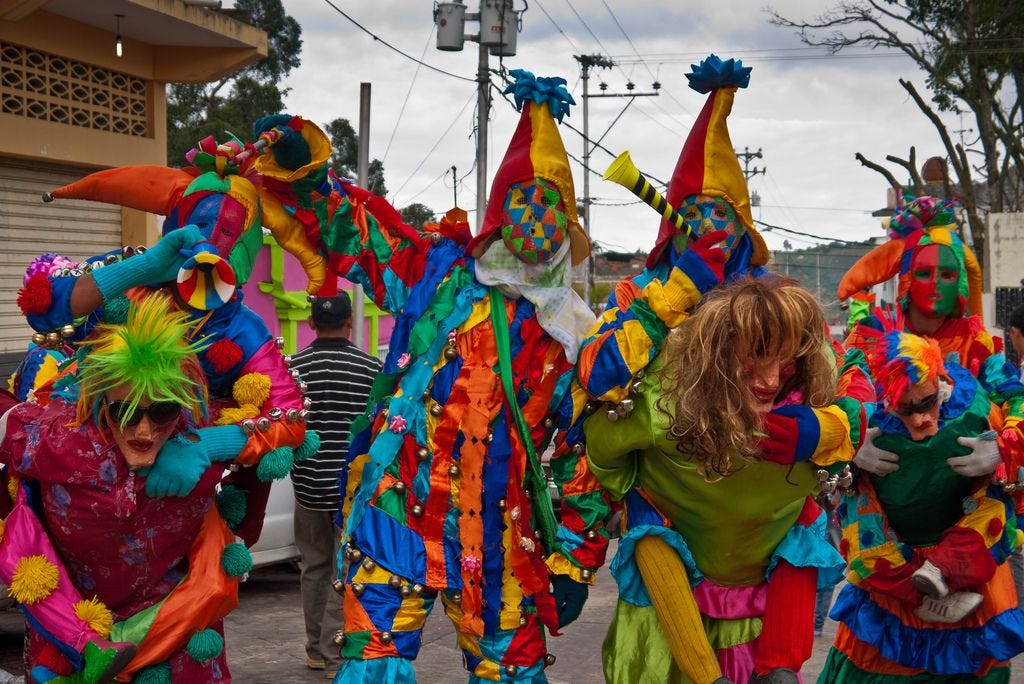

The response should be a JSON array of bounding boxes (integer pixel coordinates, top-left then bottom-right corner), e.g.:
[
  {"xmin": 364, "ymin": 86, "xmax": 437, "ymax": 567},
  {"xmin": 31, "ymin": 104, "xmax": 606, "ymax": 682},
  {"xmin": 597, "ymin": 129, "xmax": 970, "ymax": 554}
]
[{"xmin": 290, "ymin": 292, "xmax": 382, "ymax": 678}]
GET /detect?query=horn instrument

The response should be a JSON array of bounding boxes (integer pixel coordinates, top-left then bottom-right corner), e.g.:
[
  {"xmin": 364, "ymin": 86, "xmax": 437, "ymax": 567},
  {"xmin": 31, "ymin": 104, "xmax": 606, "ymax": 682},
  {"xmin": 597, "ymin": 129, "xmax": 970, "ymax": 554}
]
[{"xmin": 603, "ymin": 151, "xmax": 691, "ymax": 238}]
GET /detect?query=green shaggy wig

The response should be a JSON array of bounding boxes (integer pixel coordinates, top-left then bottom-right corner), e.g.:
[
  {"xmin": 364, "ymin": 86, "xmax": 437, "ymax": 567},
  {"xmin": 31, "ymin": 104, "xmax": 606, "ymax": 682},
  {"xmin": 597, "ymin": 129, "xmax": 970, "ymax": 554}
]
[{"xmin": 75, "ymin": 292, "xmax": 209, "ymax": 429}]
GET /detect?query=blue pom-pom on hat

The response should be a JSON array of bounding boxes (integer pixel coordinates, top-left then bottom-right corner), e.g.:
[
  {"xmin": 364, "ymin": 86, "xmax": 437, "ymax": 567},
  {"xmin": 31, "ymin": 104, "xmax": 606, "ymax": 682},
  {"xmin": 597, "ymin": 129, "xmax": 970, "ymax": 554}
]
[{"xmin": 685, "ymin": 54, "xmax": 752, "ymax": 94}]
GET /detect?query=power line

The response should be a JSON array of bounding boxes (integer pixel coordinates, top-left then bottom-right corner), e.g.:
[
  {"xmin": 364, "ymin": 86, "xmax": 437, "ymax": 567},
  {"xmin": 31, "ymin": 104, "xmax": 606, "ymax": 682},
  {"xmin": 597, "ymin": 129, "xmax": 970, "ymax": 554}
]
[
  {"xmin": 533, "ymin": 0, "xmax": 583, "ymax": 54},
  {"xmin": 381, "ymin": 26, "xmax": 435, "ymax": 166},
  {"xmin": 755, "ymin": 219, "xmax": 869, "ymax": 245},
  {"xmin": 320, "ymin": 0, "xmax": 474, "ymax": 82},
  {"xmin": 564, "ymin": 0, "xmax": 613, "ymax": 54},
  {"xmin": 390, "ymin": 91, "xmax": 476, "ymax": 204}
]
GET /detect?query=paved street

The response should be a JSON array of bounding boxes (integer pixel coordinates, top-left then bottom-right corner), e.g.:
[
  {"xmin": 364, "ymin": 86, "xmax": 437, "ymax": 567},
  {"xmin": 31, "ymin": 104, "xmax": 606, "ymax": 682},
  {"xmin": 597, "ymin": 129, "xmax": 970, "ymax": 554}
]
[{"xmin": 2, "ymin": 541, "xmax": 1023, "ymax": 682}]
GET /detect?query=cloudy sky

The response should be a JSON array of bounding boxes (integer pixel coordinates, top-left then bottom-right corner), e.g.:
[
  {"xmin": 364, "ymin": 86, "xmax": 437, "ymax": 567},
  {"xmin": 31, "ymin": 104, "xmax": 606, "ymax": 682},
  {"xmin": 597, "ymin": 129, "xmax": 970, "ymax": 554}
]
[{"xmin": 273, "ymin": 0, "xmax": 961, "ymax": 257}]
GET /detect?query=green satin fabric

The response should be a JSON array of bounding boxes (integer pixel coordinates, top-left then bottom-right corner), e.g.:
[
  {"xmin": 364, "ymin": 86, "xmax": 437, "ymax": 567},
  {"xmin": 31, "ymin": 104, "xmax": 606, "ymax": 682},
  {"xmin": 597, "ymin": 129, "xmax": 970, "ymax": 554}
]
[{"xmin": 586, "ymin": 354, "xmax": 818, "ymax": 586}]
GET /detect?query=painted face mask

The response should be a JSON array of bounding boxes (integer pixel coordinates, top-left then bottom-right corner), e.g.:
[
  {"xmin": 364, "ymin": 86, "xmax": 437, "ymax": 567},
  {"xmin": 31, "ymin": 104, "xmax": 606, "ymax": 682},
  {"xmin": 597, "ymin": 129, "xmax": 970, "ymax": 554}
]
[
  {"xmin": 500, "ymin": 178, "xmax": 567, "ymax": 265},
  {"xmin": 672, "ymin": 194, "xmax": 743, "ymax": 256},
  {"xmin": 908, "ymin": 243, "xmax": 960, "ymax": 318}
]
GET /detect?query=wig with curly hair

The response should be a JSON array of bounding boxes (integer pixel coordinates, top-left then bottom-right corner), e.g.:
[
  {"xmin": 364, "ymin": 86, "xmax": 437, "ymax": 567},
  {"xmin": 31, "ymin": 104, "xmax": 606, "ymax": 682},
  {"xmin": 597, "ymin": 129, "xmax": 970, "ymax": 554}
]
[
  {"xmin": 74, "ymin": 292, "xmax": 209, "ymax": 429},
  {"xmin": 659, "ymin": 276, "xmax": 837, "ymax": 479}
]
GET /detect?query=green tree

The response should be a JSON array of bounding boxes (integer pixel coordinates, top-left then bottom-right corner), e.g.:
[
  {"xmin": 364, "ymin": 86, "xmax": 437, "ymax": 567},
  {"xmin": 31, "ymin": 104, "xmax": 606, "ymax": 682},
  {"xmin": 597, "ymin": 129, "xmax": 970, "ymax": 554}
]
[
  {"xmin": 769, "ymin": 0, "xmax": 1024, "ymax": 265},
  {"xmin": 399, "ymin": 203, "xmax": 436, "ymax": 230},
  {"xmin": 323, "ymin": 118, "xmax": 388, "ymax": 197},
  {"xmin": 166, "ymin": 0, "xmax": 302, "ymax": 165}
]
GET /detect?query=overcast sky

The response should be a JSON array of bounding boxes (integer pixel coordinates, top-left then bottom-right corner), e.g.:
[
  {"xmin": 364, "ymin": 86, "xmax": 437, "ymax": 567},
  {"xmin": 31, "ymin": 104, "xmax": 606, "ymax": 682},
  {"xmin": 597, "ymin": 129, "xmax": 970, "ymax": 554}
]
[{"xmin": 273, "ymin": 0, "xmax": 962, "ymax": 257}]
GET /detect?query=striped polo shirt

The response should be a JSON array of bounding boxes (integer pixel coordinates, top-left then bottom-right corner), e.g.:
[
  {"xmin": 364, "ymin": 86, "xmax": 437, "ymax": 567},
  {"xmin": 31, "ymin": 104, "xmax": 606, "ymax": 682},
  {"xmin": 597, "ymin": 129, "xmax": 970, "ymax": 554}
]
[{"xmin": 289, "ymin": 337, "xmax": 381, "ymax": 512}]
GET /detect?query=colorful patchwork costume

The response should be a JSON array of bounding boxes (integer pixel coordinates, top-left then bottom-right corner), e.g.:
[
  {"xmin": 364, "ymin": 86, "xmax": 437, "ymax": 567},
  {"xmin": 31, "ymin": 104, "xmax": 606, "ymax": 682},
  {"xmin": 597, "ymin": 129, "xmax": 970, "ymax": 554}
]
[
  {"xmin": 821, "ymin": 324, "xmax": 1024, "ymax": 681},
  {"xmin": 2, "ymin": 140, "xmax": 317, "ymax": 682},
  {"xmin": 248, "ymin": 71, "xmax": 609, "ymax": 683},
  {"xmin": 576, "ymin": 55, "xmax": 873, "ymax": 683}
]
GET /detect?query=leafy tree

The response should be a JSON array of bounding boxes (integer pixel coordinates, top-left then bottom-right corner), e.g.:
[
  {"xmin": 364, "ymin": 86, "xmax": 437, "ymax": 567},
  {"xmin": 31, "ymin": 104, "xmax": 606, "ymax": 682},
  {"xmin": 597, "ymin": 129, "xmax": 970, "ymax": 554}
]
[
  {"xmin": 399, "ymin": 203, "xmax": 436, "ymax": 230},
  {"xmin": 323, "ymin": 118, "xmax": 388, "ymax": 197},
  {"xmin": 769, "ymin": 0, "xmax": 1024, "ymax": 265},
  {"xmin": 166, "ymin": 0, "xmax": 302, "ymax": 165}
]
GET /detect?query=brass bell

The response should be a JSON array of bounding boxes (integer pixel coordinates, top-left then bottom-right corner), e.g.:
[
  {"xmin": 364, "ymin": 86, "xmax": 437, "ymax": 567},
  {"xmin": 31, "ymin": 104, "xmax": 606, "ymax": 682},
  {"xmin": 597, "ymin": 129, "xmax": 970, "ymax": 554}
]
[
  {"xmin": 349, "ymin": 547, "xmax": 363, "ymax": 562},
  {"xmin": 585, "ymin": 529, "xmax": 598, "ymax": 541},
  {"xmin": 45, "ymin": 332, "xmax": 60, "ymax": 346},
  {"xmin": 482, "ymin": 433, "xmax": 493, "ymax": 445},
  {"xmin": 362, "ymin": 557, "xmax": 376, "ymax": 572},
  {"xmin": 298, "ymin": 381, "xmax": 309, "ymax": 394},
  {"xmin": 332, "ymin": 631, "xmax": 346, "ymax": 646},
  {"xmin": 605, "ymin": 409, "xmax": 619, "ymax": 422},
  {"xmin": 498, "ymin": 499, "xmax": 508, "ymax": 511},
  {"xmin": 393, "ymin": 481, "xmax": 407, "ymax": 494},
  {"xmin": 282, "ymin": 355, "xmax": 293, "ymax": 366},
  {"xmin": 416, "ymin": 447, "xmax": 430, "ymax": 462},
  {"xmin": 542, "ymin": 417, "xmax": 555, "ymax": 429},
  {"xmin": 429, "ymin": 232, "xmax": 443, "ymax": 246},
  {"xmin": 256, "ymin": 417, "xmax": 271, "ymax": 432},
  {"xmin": 286, "ymin": 409, "xmax": 300, "ymax": 423},
  {"xmin": 411, "ymin": 583, "xmax": 424, "ymax": 595},
  {"xmin": 121, "ymin": 245, "xmax": 135, "ymax": 257},
  {"xmin": 60, "ymin": 324, "xmax": 76, "ymax": 338},
  {"xmin": 571, "ymin": 442, "xmax": 585, "ymax": 455},
  {"xmin": 104, "ymin": 254, "xmax": 119, "ymax": 265},
  {"xmin": 268, "ymin": 407, "xmax": 283, "ymax": 420},
  {"xmin": 581, "ymin": 568, "xmax": 594, "ymax": 581},
  {"xmin": 241, "ymin": 419, "xmax": 256, "ymax": 434},
  {"xmin": 618, "ymin": 398, "xmax": 634, "ymax": 414},
  {"xmin": 429, "ymin": 403, "xmax": 444, "ymax": 417},
  {"xmin": 634, "ymin": 368, "xmax": 645, "ymax": 380},
  {"xmin": 544, "ymin": 654, "xmax": 557, "ymax": 667},
  {"xmin": 400, "ymin": 585, "xmax": 412, "ymax": 598},
  {"xmin": 584, "ymin": 401, "xmax": 599, "ymax": 414},
  {"xmin": 379, "ymin": 631, "xmax": 393, "ymax": 645},
  {"xmin": 289, "ymin": 369, "xmax": 301, "ymax": 380},
  {"xmin": 411, "ymin": 504, "xmax": 424, "ymax": 517},
  {"xmin": 275, "ymin": 337, "xmax": 285, "ymax": 349},
  {"xmin": 351, "ymin": 582, "xmax": 366, "ymax": 596},
  {"xmin": 443, "ymin": 346, "xmax": 458, "ymax": 360},
  {"xmin": 32, "ymin": 332, "xmax": 46, "ymax": 346},
  {"xmin": 504, "ymin": 665, "xmax": 518, "ymax": 676},
  {"xmin": 332, "ymin": 579, "xmax": 345, "ymax": 594},
  {"xmin": 388, "ymin": 575, "xmax": 403, "ymax": 589},
  {"xmin": 448, "ymin": 464, "xmax": 460, "ymax": 478},
  {"xmin": 135, "ymin": 245, "xmax": 147, "ymax": 254}
]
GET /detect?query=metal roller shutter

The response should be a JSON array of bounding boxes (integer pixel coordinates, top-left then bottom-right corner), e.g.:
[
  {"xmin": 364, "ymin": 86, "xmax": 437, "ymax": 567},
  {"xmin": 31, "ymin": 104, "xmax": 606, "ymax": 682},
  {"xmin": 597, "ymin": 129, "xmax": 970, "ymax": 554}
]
[{"xmin": 0, "ymin": 157, "xmax": 121, "ymax": 357}]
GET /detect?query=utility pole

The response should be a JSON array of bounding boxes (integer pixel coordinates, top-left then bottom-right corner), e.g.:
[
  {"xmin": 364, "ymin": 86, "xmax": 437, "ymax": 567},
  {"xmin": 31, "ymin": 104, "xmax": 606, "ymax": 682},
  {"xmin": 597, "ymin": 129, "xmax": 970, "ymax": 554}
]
[
  {"xmin": 353, "ymin": 82, "xmax": 371, "ymax": 350},
  {"xmin": 736, "ymin": 146, "xmax": 766, "ymax": 182},
  {"xmin": 435, "ymin": 0, "xmax": 523, "ymax": 231},
  {"xmin": 450, "ymin": 165, "xmax": 458, "ymax": 207},
  {"xmin": 575, "ymin": 53, "xmax": 659, "ymax": 308}
]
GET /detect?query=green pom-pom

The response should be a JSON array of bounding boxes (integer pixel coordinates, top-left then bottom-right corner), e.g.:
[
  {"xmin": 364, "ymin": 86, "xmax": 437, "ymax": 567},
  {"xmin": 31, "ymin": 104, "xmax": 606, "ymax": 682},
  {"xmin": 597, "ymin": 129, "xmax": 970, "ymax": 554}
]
[
  {"xmin": 186, "ymin": 629, "xmax": 224, "ymax": 663},
  {"xmin": 293, "ymin": 430, "xmax": 321, "ymax": 462},
  {"xmin": 134, "ymin": 662, "xmax": 172, "ymax": 684},
  {"xmin": 221, "ymin": 542, "xmax": 253, "ymax": 578},
  {"xmin": 216, "ymin": 484, "xmax": 247, "ymax": 529},
  {"xmin": 256, "ymin": 446, "xmax": 293, "ymax": 482},
  {"xmin": 101, "ymin": 295, "xmax": 131, "ymax": 325}
]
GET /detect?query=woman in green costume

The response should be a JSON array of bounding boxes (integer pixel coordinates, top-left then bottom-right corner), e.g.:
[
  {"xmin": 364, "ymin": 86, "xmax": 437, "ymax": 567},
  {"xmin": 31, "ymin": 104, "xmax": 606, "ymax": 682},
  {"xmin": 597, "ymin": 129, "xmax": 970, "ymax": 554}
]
[{"xmin": 586, "ymin": 277, "xmax": 856, "ymax": 684}]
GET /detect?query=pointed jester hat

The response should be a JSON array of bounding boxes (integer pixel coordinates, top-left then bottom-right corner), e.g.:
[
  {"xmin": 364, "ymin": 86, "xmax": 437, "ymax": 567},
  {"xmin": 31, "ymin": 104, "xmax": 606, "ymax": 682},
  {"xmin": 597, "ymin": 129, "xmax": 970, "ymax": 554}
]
[
  {"xmin": 647, "ymin": 54, "xmax": 769, "ymax": 269},
  {"xmin": 837, "ymin": 195, "xmax": 983, "ymax": 321},
  {"xmin": 467, "ymin": 69, "xmax": 590, "ymax": 265}
]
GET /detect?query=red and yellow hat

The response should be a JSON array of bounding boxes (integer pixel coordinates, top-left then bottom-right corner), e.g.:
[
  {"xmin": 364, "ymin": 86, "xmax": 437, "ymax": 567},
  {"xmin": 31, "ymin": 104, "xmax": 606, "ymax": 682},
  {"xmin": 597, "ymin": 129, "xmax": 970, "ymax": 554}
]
[
  {"xmin": 467, "ymin": 70, "xmax": 590, "ymax": 265},
  {"xmin": 648, "ymin": 54, "xmax": 769, "ymax": 269}
]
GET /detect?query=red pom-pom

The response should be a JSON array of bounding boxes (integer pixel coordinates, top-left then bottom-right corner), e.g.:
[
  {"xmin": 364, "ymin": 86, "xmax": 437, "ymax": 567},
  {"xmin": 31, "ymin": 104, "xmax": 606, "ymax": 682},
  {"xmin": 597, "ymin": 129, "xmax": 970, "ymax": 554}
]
[
  {"xmin": 36, "ymin": 641, "xmax": 75, "ymax": 676},
  {"xmin": 987, "ymin": 517, "xmax": 1004, "ymax": 538},
  {"xmin": 207, "ymin": 338, "xmax": 243, "ymax": 373},
  {"xmin": 838, "ymin": 538, "xmax": 850, "ymax": 558},
  {"xmin": 17, "ymin": 273, "xmax": 53, "ymax": 315}
]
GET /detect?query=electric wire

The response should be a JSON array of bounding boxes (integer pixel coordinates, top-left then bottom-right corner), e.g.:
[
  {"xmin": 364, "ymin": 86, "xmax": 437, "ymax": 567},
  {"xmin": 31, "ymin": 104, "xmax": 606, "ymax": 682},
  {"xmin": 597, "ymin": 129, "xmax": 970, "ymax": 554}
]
[
  {"xmin": 533, "ymin": 0, "xmax": 583, "ymax": 54},
  {"xmin": 320, "ymin": 0, "xmax": 474, "ymax": 82},
  {"xmin": 381, "ymin": 26, "xmax": 435, "ymax": 166},
  {"xmin": 390, "ymin": 91, "xmax": 476, "ymax": 204}
]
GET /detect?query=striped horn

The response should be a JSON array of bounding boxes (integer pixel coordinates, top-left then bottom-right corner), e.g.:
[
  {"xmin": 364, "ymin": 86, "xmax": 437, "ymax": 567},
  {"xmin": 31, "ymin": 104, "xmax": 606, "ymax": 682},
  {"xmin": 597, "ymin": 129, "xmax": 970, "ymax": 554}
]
[{"xmin": 603, "ymin": 151, "xmax": 691, "ymax": 238}]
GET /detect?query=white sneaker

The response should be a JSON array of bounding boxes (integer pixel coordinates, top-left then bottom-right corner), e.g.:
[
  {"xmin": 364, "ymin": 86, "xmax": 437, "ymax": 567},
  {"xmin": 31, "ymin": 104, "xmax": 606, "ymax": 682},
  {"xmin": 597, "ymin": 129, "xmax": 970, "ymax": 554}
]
[
  {"xmin": 914, "ymin": 591, "xmax": 983, "ymax": 624},
  {"xmin": 911, "ymin": 560, "xmax": 949, "ymax": 599}
]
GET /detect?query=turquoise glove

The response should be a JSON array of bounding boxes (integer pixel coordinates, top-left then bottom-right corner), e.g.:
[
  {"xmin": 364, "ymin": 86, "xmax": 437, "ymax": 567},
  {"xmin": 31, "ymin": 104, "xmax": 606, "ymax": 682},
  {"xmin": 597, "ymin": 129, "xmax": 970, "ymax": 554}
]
[
  {"xmin": 143, "ymin": 424, "xmax": 248, "ymax": 497},
  {"xmin": 550, "ymin": 574, "xmax": 589, "ymax": 628},
  {"xmin": 91, "ymin": 225, "xmax": 204, "ymax": 301}
]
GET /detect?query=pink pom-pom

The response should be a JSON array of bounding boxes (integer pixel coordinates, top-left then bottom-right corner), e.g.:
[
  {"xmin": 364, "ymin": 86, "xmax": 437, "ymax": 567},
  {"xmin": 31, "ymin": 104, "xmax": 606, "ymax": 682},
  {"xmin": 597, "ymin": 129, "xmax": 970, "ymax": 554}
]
[
  {"xmin": 388, "ymin": 415, "xmax": 407, "ymax": 434},
  {"xmin": 460, "ymin": 554, "xmax": 481, "ymax": 574}
]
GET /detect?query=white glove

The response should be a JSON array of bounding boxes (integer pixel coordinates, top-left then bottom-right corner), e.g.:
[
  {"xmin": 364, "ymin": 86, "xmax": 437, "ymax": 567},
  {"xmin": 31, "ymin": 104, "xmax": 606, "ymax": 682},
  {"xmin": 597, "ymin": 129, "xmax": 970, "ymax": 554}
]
[
  {"xmin": 949, "ymin": 431, "xmax": 1001, "ymax": 477},
  {"xmin": 853, "ymin": 427, "xmax": 900, "ymax": 476}
]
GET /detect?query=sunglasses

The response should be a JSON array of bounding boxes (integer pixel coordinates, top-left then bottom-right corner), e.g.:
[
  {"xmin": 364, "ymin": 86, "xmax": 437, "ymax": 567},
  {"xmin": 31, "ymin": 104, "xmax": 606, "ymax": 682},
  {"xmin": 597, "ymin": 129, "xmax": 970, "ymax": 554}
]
[
  {"xmin": 892, "ymin": 391, "xmax": 940, "ymax": 417},
  {"xmin": 106, "ymin": 399, "xmax": 182, "ymax": 427}
]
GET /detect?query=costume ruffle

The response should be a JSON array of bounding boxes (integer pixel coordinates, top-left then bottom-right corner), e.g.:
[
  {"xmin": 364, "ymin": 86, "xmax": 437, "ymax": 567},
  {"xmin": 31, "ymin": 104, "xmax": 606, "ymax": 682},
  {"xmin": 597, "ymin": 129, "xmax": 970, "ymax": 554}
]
[
  {"xmin": 333, "ymin": 655, "xmax": 416, "ymax": 683},
  {"xmin": 831, "ymin": 583, "xmax": 1024, "ymax": 674}
]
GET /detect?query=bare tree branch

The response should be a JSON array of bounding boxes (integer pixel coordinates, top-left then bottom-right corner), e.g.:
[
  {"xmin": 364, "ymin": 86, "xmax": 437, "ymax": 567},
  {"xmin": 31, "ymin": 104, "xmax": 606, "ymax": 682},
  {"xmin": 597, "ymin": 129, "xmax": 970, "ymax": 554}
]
[{"xmin": 855, "ymin": 152, "xmax": 902, "ymax": 197}]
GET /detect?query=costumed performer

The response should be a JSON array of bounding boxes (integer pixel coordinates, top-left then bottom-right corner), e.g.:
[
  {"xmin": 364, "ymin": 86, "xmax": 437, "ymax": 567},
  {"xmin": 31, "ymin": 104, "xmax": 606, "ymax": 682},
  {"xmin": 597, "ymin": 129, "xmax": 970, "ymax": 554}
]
[
  {"xmin": 249, "ymin": 69, "xmax": 610, "ymax": 683},
  {"xmin": 820, "ymin": 319, "xmax": 1024, "ymax": 682},
  {"xmin": 585, "ymin": 277, "xmax": 852, "ymax": 684},
  {"xmin": 575, "ymin": 54, "xmax": 873, "ymax": 684},
  {"xmin": 0, "ymin": 293, "xmax": 255, "ymax": 682},
  {"xmin": 7, "ymin": 136, "xmax": 318, "ymax": 679}
]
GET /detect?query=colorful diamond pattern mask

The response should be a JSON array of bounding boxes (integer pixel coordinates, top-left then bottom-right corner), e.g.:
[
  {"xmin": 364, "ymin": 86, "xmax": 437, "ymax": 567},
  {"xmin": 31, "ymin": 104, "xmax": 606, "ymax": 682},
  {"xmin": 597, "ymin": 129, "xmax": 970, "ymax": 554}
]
[
  {"xmin": 672, "ymin": 194, "xmax": 743, "ymax": 256},
  {"xmin": 500, "ymin": 178, "xmax": 567, "ymax": 265}
]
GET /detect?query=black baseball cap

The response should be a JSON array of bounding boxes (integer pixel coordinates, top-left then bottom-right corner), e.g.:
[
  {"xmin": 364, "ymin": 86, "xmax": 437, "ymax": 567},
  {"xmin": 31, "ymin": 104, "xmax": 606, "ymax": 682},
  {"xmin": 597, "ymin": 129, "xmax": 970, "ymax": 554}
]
[{"xmin": 311, "ymin": 292, "xmax": 352, "ymax": 328}]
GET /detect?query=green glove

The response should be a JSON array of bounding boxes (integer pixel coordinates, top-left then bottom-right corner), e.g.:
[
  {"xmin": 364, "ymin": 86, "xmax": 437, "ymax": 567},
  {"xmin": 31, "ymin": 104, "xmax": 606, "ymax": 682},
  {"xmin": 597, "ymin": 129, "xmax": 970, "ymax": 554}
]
[
  {"xmin": 91, "ymin": 225, "xmax": 204, "ymax": 301},
  {"xmin": 550, "ymin": 573, "xmax": 589, "ymax": 628}
]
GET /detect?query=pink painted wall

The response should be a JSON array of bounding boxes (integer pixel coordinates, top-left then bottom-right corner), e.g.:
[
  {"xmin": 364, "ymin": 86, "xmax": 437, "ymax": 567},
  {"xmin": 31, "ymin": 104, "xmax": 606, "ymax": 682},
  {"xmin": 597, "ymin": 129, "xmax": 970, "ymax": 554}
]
[{"xmin": 241, "ymin": 243, "xmax": 394, "ymax": 355}]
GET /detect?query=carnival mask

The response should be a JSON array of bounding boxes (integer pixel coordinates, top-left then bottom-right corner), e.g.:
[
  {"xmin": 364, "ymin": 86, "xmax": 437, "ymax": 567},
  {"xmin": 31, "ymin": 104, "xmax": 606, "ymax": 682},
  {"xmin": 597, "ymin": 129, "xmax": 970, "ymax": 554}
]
[
  {"xmin": 673, "ymin": 194, "xmax": 743, "ymax": 256},
  {"xmin": 908, "ymin": 244, "xmax": 960, "ymax": 318},
  {"xmin": 500, "ymin": 178, "xmax": 567, "ymax": 265}
]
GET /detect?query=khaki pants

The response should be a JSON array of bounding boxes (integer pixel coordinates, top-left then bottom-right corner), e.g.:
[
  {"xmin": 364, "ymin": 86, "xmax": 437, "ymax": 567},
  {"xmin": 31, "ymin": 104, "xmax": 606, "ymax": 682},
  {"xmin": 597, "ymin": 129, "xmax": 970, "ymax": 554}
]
[{"xmin": 294, "ymin": 502, "xmax": 343, "ymax": 668}]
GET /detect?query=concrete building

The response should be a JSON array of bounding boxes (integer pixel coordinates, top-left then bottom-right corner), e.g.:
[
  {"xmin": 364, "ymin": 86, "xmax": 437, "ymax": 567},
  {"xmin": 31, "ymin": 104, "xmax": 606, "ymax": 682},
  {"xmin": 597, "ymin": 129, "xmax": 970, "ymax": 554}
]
[{"xmin": 0, "ymin": 0, "xmax": 266, "ymax": 373}]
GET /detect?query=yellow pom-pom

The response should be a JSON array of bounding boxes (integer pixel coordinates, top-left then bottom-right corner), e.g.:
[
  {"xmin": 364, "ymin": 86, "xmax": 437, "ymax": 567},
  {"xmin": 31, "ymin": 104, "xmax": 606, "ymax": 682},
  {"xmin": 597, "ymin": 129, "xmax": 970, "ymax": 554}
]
[
  {"xmin": 7, "ymin": 475, "xmax": 19, "ymax": 504},
  {"xmin": 232, "ymin": 373, "xmax": 271, "ymax": 408},
  {"xmin": 74, "ymin": 596, "xmax": 114, "ymax": 637},
  {"xmin": 10, "ymin": 555, "xmax": 59, "ymax": 605},
  {"xmin": 215, "ymin": 406, "xmax": 260, "ymax": 426},
  {"xmin": 0, "ymin": 518, "xmax": 5, "ymax": 541}
]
